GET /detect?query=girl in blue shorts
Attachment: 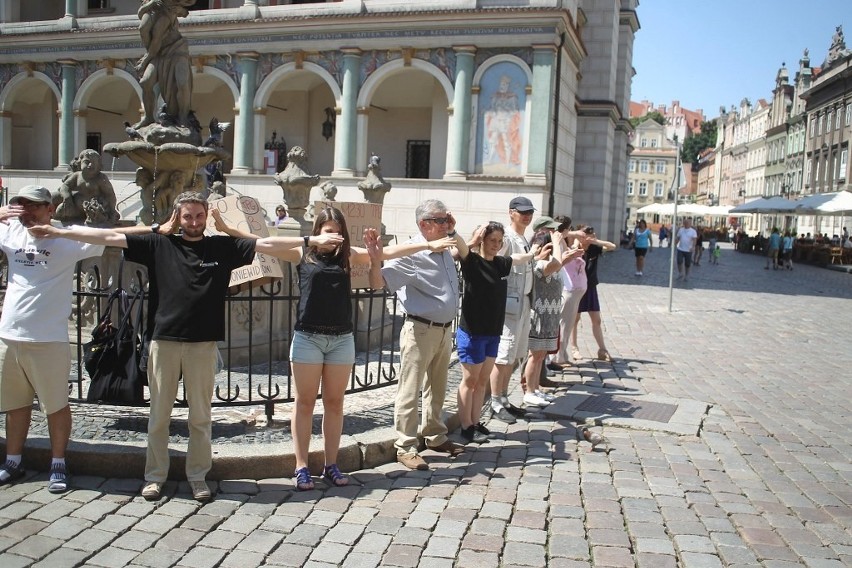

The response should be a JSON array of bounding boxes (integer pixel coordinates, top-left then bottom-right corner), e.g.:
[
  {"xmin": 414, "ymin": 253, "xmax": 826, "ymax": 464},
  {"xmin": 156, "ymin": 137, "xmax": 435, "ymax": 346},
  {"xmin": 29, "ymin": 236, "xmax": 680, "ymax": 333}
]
[
  {"xmin": 214, "ymin": 207, "xmax": 453, "ymax": 490},
  {"xmin": 453, "ymin": 222, "xmax": 538, "ymax": 443}
]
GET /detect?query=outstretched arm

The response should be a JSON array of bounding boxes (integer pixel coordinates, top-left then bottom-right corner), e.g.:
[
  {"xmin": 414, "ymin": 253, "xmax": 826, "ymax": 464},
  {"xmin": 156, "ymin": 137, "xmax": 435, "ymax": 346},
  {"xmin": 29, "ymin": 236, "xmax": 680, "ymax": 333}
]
[
  {"xmin": 28, "ymin": 224, "xmax": 129, "ymax": 248},
  {"xmin": 510, "ymin": 243, "xmax": 541, "ymax": 265},
  {"xmin": 350, "ymin": 232, "xmax": 455, "ymax": 264}
]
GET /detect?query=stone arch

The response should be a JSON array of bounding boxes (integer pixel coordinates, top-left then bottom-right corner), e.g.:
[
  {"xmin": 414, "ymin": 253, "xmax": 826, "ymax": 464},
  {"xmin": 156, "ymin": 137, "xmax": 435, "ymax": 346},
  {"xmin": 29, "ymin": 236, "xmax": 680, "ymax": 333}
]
[
  {"xmin": 253, "ymin": 62, "xmax": 342, "ymax": 174},
  {"xmin": 0, "ymin": 71, "xmax": 61, "ymax": 111},
  {"xmin": 356, "ymin": 59, "xmax": 454, "ymax": 178},
  {"xmin": 0, "ymin": 71, "xmax": 60, "ymax": 169},
  {"xmin": 74, "ymin": 68, "xmax": 143, "ymax": 110},
  {"xmin": 195, "ymin": 65, "xmax": 241, "ymax": 104},
  {"xmin": 192, "ymin": 65, "xmax": 241, "ymax": 171},
  {"xmin": 471, "ymin": 55, "xmax": 533, "ymax": 177}
]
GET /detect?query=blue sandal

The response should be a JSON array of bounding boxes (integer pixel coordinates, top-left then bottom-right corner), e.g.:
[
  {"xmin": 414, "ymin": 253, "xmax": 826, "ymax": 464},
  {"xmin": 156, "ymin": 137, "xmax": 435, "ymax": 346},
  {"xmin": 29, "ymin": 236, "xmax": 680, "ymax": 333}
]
[
  {"xmin": 294, "ymin": 467, "xmax": 314, "ymax": 491},
  {"xmin": 323, "ymin": 464, "xmax": 348, "ymax": 487}
]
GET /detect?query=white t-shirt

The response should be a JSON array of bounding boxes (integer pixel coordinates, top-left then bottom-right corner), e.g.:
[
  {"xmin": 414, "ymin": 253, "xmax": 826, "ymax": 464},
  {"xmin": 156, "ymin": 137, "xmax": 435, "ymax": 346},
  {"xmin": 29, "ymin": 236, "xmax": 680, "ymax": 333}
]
[
  {"xmin": 676, "ymin": 227, "xmax": 698, "ymax": 252},
  {"xmin": 0, "ymin": 221, "xmax": 104, "ymax": 342}
]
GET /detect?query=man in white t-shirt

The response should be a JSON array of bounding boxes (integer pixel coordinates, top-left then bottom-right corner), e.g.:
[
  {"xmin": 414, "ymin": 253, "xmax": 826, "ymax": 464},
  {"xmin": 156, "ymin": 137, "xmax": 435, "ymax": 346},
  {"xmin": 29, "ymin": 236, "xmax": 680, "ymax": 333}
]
[
  {"xmin": 675, "ymin": 217, "xmax": 698, "ymax": 281},
  {"xmin": 0, "ymin": 185, "xmax": 105, "ymax": 493}
]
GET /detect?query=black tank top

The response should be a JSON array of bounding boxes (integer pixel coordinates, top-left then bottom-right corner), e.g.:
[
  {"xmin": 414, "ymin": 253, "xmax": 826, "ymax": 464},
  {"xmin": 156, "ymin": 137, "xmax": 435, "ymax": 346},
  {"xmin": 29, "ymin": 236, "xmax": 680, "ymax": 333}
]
[{"xmin": 295, "ymin": 255, "xmax": 352, "ymax": 334}]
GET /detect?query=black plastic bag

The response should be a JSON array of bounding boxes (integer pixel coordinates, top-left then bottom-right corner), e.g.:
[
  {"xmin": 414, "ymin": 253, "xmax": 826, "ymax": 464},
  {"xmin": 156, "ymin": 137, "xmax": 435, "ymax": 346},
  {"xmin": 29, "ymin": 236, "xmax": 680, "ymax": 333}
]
[{"xmin": 83, "ymin": 288, "xmax": 145, "ymax": 405}]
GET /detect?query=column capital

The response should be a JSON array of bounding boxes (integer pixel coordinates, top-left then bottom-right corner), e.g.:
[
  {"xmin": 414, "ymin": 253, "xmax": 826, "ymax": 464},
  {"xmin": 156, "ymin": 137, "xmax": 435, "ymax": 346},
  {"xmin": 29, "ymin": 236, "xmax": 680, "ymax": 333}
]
[
  {"xmin": 341, "ymin": 48, "xmax": 363, "ymax": 57},
  {"xmin": 452, "ymin": 45, "xmax": 477, "ymax": 55},
  {"xmin": 531, "ymin": 43, "xmax": 558, "ymax": 54},
  {"xmin": 237, "ymin": 51, "xmax": 260, "ymax": 61},
  {"xmin": 57, "ymin": 59, "xmax": 78, "ymax": 67}
]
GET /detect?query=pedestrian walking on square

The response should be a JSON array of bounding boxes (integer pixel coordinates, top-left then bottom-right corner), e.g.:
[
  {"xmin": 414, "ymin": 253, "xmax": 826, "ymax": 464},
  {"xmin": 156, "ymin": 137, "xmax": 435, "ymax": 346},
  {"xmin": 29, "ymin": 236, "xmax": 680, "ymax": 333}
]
[
  {"xmin": 0, "ymin": 186, "xmax": 105, "ymax": 494},
  {"xmin": 676, "ymin": 218, "xmax": 697, "ymax": 281},
  {"xmin": 765, "ymin": 227, "xmax": 781, "ymax": 270},
  {"xmin": 630, "ymin": 219, "xmax": 652, "ymax": 276}
]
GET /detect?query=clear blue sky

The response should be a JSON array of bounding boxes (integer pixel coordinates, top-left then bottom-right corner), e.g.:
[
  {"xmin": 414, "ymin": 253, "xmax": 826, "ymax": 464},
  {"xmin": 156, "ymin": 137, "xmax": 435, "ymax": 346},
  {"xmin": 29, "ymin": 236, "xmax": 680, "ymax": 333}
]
[{"xmin": 631, "ymin": 0, "xmax": 852, "ymax": 120}]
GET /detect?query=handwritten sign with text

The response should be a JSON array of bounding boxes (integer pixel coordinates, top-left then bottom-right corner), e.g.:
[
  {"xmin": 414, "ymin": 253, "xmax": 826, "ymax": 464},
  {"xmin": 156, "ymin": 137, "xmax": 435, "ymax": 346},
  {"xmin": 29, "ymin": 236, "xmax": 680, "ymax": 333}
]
[
  {"xmin": 205, "ymin": 195, "xmax": 284, "ymax": 287},
  {"xmin": 314, "ymin": 201, "xmax": 383, "ymax": 289}
]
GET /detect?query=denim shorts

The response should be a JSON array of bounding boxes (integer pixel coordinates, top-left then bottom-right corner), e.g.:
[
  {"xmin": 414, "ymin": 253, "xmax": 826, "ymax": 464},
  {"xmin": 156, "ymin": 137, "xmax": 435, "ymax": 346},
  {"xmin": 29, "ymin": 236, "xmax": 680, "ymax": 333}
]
[
  {"xmin": 456, "ymin": 327, "xmax": 500, "ymax": 365},
  {"xmin": 290, "ymin": 331, "xmax": 355, "ymax": 365}
]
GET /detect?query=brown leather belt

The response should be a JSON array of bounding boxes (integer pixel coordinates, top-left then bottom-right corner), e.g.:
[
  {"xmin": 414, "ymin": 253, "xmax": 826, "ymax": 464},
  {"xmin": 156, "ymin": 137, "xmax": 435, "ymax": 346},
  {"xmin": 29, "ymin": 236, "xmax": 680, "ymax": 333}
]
[{"xmin": 406, "ymin": 314, "xmax": 452, "ymax": 328}]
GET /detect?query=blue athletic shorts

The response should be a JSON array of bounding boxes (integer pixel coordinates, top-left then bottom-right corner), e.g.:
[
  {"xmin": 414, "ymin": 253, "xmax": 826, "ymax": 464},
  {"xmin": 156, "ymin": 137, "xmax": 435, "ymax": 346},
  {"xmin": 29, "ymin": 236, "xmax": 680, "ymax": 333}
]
[
  {"xmin": 456, "ymin": 327, "xmax": 500, "ymax": 365},
  {"xmin": 290, "ymin": 331, "xmax": 355, "ymax": 365}
]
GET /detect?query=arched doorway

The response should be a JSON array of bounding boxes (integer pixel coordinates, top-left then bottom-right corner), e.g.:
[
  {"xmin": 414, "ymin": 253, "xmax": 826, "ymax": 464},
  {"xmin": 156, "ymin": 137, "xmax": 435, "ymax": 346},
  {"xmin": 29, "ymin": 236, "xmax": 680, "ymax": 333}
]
[
  {"xmin": 0, "ymin": 73, "xmax": 60, "ymax": 170},
  {"xmin": 358, "ymin": 60, "xmax": 452, "ymax": 179}
]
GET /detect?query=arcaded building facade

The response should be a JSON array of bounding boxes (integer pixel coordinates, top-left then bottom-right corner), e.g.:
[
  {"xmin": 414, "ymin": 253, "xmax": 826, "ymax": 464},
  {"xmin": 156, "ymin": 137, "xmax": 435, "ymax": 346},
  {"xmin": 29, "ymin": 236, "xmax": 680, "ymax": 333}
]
[{"xmin": 0, "ymin": 0, "xmax": 638, "ymax": 240}]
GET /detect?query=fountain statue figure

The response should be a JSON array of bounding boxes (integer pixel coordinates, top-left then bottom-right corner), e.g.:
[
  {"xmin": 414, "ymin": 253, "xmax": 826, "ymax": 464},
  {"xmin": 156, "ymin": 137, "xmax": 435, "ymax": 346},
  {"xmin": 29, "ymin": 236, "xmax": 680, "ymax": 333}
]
[
  {"xmin": 273, "ymin": 146, "xmax": 321, "ymax": 230},
  {"xmin": 357, "ymin": 153, "xmax": 392, "ymax": 205},
  {"xmin": 53, "ymin": 150, "xmax": 120, "ymax": 227}
]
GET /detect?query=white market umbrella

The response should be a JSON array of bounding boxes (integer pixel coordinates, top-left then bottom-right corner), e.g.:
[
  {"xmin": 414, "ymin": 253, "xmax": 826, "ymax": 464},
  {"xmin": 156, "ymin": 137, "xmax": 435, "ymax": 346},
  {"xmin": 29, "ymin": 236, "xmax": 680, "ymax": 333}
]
[
  {"xmin": 731, "ymin": 196, "xmax": 798, "ymax": 214},
  {"xmin": 636, "ymin": 203, "xmax": 665, "ymax": 214},
  {"xmin": 795, "ymin": 191, "xmax": 852, "ymax": 214}
]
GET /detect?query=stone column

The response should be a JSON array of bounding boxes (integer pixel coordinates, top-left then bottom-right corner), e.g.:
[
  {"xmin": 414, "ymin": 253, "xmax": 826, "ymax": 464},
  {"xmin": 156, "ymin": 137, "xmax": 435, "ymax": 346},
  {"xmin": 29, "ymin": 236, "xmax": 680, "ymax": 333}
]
[
  {"xmin": 0, "ymin": 111, "xmax": 12, "ymax": 167},
  {"xmin": 527, "ymin": 44, "xmax": 556, "ymax": 182},
  {"xmin": 233, "ymin": 52, "xmax": 258, "ymax": 174},
  {"xmin": 333, "ymin": 48, "xmax": 361, "ymax": 177},
  {"xmin": 64, "ymin": 0, "xmax": 76, "ymax": 17},
  {"xmin": 57, "ymin": 59, "xmax": 77, "ymax": 170},
  {"xmin": 445, "ymin": 46, "xmax": 475, "ymax": 179},
  {"xmin": 0, "ymin": 0, "xmax": 21, "ymax": 23}
]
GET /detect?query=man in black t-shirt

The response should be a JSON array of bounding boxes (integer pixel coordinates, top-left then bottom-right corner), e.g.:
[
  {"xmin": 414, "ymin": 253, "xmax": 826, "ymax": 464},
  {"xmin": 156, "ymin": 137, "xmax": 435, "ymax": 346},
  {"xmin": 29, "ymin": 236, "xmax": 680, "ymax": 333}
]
[{"xmin": 32, "ymin": 192, "xmax": 256, "ymax": 502}]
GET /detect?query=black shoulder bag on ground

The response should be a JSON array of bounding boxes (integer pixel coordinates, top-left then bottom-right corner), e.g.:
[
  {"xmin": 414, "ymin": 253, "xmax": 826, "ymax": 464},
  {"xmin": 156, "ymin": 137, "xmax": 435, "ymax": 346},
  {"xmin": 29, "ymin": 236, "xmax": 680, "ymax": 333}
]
[{"xmin": 83, "ymin": 286, "xmax": 146, "ymax": 405}]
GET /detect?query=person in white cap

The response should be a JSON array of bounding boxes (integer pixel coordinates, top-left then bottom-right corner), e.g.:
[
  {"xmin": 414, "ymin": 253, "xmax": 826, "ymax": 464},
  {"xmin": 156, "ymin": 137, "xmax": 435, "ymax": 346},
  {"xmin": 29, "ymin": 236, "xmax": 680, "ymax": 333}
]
[{"xmin": 0, "ymin": 185, "xmax": 105, "ymax": 493}]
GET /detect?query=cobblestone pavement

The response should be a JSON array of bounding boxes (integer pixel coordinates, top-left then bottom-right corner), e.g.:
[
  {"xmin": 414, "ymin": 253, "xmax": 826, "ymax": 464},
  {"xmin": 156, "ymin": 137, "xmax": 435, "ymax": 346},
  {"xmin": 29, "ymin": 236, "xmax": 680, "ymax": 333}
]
[{"xmin": 1, "ymin": 243, "xmax": 850, "ymax": 567}]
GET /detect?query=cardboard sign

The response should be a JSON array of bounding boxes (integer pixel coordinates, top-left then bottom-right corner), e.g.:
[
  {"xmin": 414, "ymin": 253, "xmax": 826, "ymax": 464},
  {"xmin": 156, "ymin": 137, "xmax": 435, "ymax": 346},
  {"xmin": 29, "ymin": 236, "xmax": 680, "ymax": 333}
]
[
  {"xmin": 205, "ymin": 195, "xmax": 284, "ymax": 287},
  {"xmin": 315, "ymin": 201, "xmax": 383, "ymax": 289}
]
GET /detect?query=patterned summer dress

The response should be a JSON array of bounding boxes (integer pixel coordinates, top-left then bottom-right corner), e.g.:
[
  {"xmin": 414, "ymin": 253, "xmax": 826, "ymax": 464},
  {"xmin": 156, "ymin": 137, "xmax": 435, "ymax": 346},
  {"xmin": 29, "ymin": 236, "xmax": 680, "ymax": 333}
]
[{"xmin": 528, "ymin": 259, "xmax": 563, "ymax": 352}]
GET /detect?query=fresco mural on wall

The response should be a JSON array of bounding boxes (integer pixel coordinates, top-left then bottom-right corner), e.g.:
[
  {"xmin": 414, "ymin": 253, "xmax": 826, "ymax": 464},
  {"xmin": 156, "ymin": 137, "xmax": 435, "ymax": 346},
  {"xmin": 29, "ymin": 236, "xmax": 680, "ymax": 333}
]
[{"xmin": 476, "ymin": 61, "xmax": 526, "ymax": 177}]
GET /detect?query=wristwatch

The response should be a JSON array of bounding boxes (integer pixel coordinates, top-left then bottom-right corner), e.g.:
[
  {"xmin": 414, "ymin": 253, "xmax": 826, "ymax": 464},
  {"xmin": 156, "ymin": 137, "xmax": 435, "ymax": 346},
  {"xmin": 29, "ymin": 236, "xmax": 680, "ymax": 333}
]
[{"xmin": 151, "ymin": 223, "xmax": 160, "ymax": 234}]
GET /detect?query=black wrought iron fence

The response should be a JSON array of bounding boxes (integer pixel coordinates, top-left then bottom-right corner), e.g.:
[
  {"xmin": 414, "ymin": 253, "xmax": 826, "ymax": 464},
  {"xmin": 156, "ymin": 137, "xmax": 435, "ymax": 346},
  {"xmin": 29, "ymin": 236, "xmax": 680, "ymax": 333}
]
[{"xmin": 66, "ymin": 259, "xmax": 404, "ymax": 421}]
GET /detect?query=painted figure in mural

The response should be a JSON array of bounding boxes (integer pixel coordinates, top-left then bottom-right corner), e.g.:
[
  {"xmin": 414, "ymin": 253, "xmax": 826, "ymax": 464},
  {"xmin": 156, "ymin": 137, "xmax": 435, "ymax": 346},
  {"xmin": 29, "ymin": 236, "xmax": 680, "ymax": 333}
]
[
  {"xmin": 54, "ymin": 150, "xmax": 120, "ymax": 226},
  {"xmin": 484, "ymin": 75, "xmax": 522, "ymax": 170},
  {"xmin": 135, "ymin": 0, "xmax": 196, "ymax": 128}
]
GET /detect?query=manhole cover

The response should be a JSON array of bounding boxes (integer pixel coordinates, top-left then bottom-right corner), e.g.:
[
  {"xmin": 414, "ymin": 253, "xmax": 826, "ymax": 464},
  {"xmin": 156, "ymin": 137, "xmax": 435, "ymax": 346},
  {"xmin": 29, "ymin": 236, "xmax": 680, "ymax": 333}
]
[{"xmin": 575, "ymin": 394, "xmax": 678, "ymax": 423}]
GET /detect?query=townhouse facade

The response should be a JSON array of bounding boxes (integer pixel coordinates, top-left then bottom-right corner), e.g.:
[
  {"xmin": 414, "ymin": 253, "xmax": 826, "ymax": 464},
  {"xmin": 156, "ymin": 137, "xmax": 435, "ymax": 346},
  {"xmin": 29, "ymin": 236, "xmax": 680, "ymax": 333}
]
[{"xmin": 0, "ymin": 0, "xmax": 640, "ymax": 241}]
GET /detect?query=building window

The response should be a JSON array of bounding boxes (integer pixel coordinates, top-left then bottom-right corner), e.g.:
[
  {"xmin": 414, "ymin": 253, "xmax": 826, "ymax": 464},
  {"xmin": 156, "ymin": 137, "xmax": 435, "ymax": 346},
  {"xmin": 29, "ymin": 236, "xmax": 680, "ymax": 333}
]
[
  {"xmin": 640, "ymin": 160, "xmax": 649, "ymax": 173},
  {"xmin": 640, "ymin": 137, "xmax": 648, "ymax": 147},
  {"xmin": 827, "ymin": 111, "xmax": 833, "ymax": 131},
  {"xmin": 846, "ymin": 103, "xmax": 852, "ymax": 126},
  {"xmin": 840, "ymin": 148, "xmax": 848, "ymax": 180},
  {"xmin": 654, "ymin": 181, "xmax": 664, "ymax": 197},
  {"xmin": 629, "ymin": 159, "xmax": 636, "ymax": 172},
  {"xmin": 639, "ymin": 182, "xmax": 648, "ymax": 196},
  {"xmin": 837, "ymin": 108, "xmax": 843, "ymax": 130},
  {"xmin": 817, "ymin": 113, "xmax": 823, "ymax": 135},
  {"xmin": 655, "ymin": 161, "xmax": 665, "ymax": 174},
  {"xmin": 627, "ymin": 181, "xmax": 634, "ymax": 195},
  {"xmin": 810, "ymin": 115, "xmax": 816, "ymax": 137},
  {"xmin": 650, "ymin": 138, "xmax": 658, "ymax": 148}
]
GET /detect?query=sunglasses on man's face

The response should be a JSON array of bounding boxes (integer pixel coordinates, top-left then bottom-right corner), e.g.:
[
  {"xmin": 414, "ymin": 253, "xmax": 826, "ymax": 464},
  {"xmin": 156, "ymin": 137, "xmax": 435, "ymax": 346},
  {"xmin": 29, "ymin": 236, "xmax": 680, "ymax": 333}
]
[
  {"xmin": 512, "ymin": 209, "xmax": 533, "ymax": 216},
  {"xmin": 424, "ymin": 217, "xmax": 450, "ymax": 225}
]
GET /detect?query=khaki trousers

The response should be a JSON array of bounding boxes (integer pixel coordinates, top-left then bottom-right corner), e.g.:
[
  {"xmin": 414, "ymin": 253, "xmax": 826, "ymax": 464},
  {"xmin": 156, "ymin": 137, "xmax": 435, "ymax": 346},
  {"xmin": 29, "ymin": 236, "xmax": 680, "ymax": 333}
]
[
  {"xmin": 555, "ymin": 287, "xmax": 586, "ymax": 364},
  {"xmin": 394, "ymin": 320, "xmax": 451, "ymax": 454},
  {"xmin": 145, "ymin": 339, "xmax": 217, "ymax": 482}
]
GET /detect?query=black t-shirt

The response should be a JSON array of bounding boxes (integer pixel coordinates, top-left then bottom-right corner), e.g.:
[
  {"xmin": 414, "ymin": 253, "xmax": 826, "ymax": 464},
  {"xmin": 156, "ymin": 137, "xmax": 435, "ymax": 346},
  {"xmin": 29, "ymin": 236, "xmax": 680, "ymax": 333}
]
[
  {"xmin": 584, "ymin": 243, "xmax": 603, "ymax": 288},
  {"xmin": 296, "ymin": 254, "xmax": 352, "ymax": 334},
  {"xmin": 459, "ymin": 252, "xmax": 513, "ymax": 336},
  {"xmin": 124, "ymin": 234, "xmax": 256, "ymax": 342}
]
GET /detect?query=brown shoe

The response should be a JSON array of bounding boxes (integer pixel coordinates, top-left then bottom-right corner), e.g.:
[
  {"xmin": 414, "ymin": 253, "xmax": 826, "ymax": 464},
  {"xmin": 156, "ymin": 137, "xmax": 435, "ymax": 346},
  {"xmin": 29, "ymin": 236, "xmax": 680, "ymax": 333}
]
[
  {"xmin": 427, "ymin": 440, "xmax": 465, "ymax": 456},
  {"xmin": 397, "ymin": 453, "xmax": 429, "ymax": 471}
]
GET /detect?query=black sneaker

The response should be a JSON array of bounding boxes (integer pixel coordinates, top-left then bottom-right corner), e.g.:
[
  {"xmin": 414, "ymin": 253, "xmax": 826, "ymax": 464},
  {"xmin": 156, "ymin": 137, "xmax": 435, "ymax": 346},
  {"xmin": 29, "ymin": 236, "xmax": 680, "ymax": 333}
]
[
  {"xmin": 48, "ymin": 462, "xmax": 69, "ymax": 494},
  {"xmin": 475, "ymin": 422, "xmax": 491, "ymax": 435},
  {"xmin": 490, "ymin": 407, "xmax": 516, "ymax": 424},
  {"xmin": 0, "ymin": 460, "xmax": 25, "ymax": 485},
  {"xmin": 460, "ymin": 426, "xmax": 488, "ymax": 444},
  {"xmin": 504, "ymin": 403, "xmax": 526, "ymax": 417}
]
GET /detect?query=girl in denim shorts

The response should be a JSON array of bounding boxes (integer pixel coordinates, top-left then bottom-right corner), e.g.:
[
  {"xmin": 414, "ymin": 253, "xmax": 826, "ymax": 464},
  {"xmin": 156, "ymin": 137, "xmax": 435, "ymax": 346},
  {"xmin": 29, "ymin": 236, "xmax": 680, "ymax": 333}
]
[{"xmin": 214, "ymin": 207, "xmax": 454, "ymax": 490}]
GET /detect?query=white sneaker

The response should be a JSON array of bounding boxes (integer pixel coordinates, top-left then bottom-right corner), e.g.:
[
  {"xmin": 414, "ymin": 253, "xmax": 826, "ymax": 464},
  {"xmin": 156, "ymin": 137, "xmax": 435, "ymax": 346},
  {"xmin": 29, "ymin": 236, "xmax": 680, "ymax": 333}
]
[
  {"xmin": 638, "ymin": 271, "xmax": 643, "ymax": 276},
  {"xmin": 634, "ymin": 271, "xmax": 641, "ymax": 276},
  {"xmin": 535, "ymin": 390, "xmax": 556, "ymax": 402},
  {"xmin": 523, "ymin": 392, "xmax": 550, "ymax": 407}
]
